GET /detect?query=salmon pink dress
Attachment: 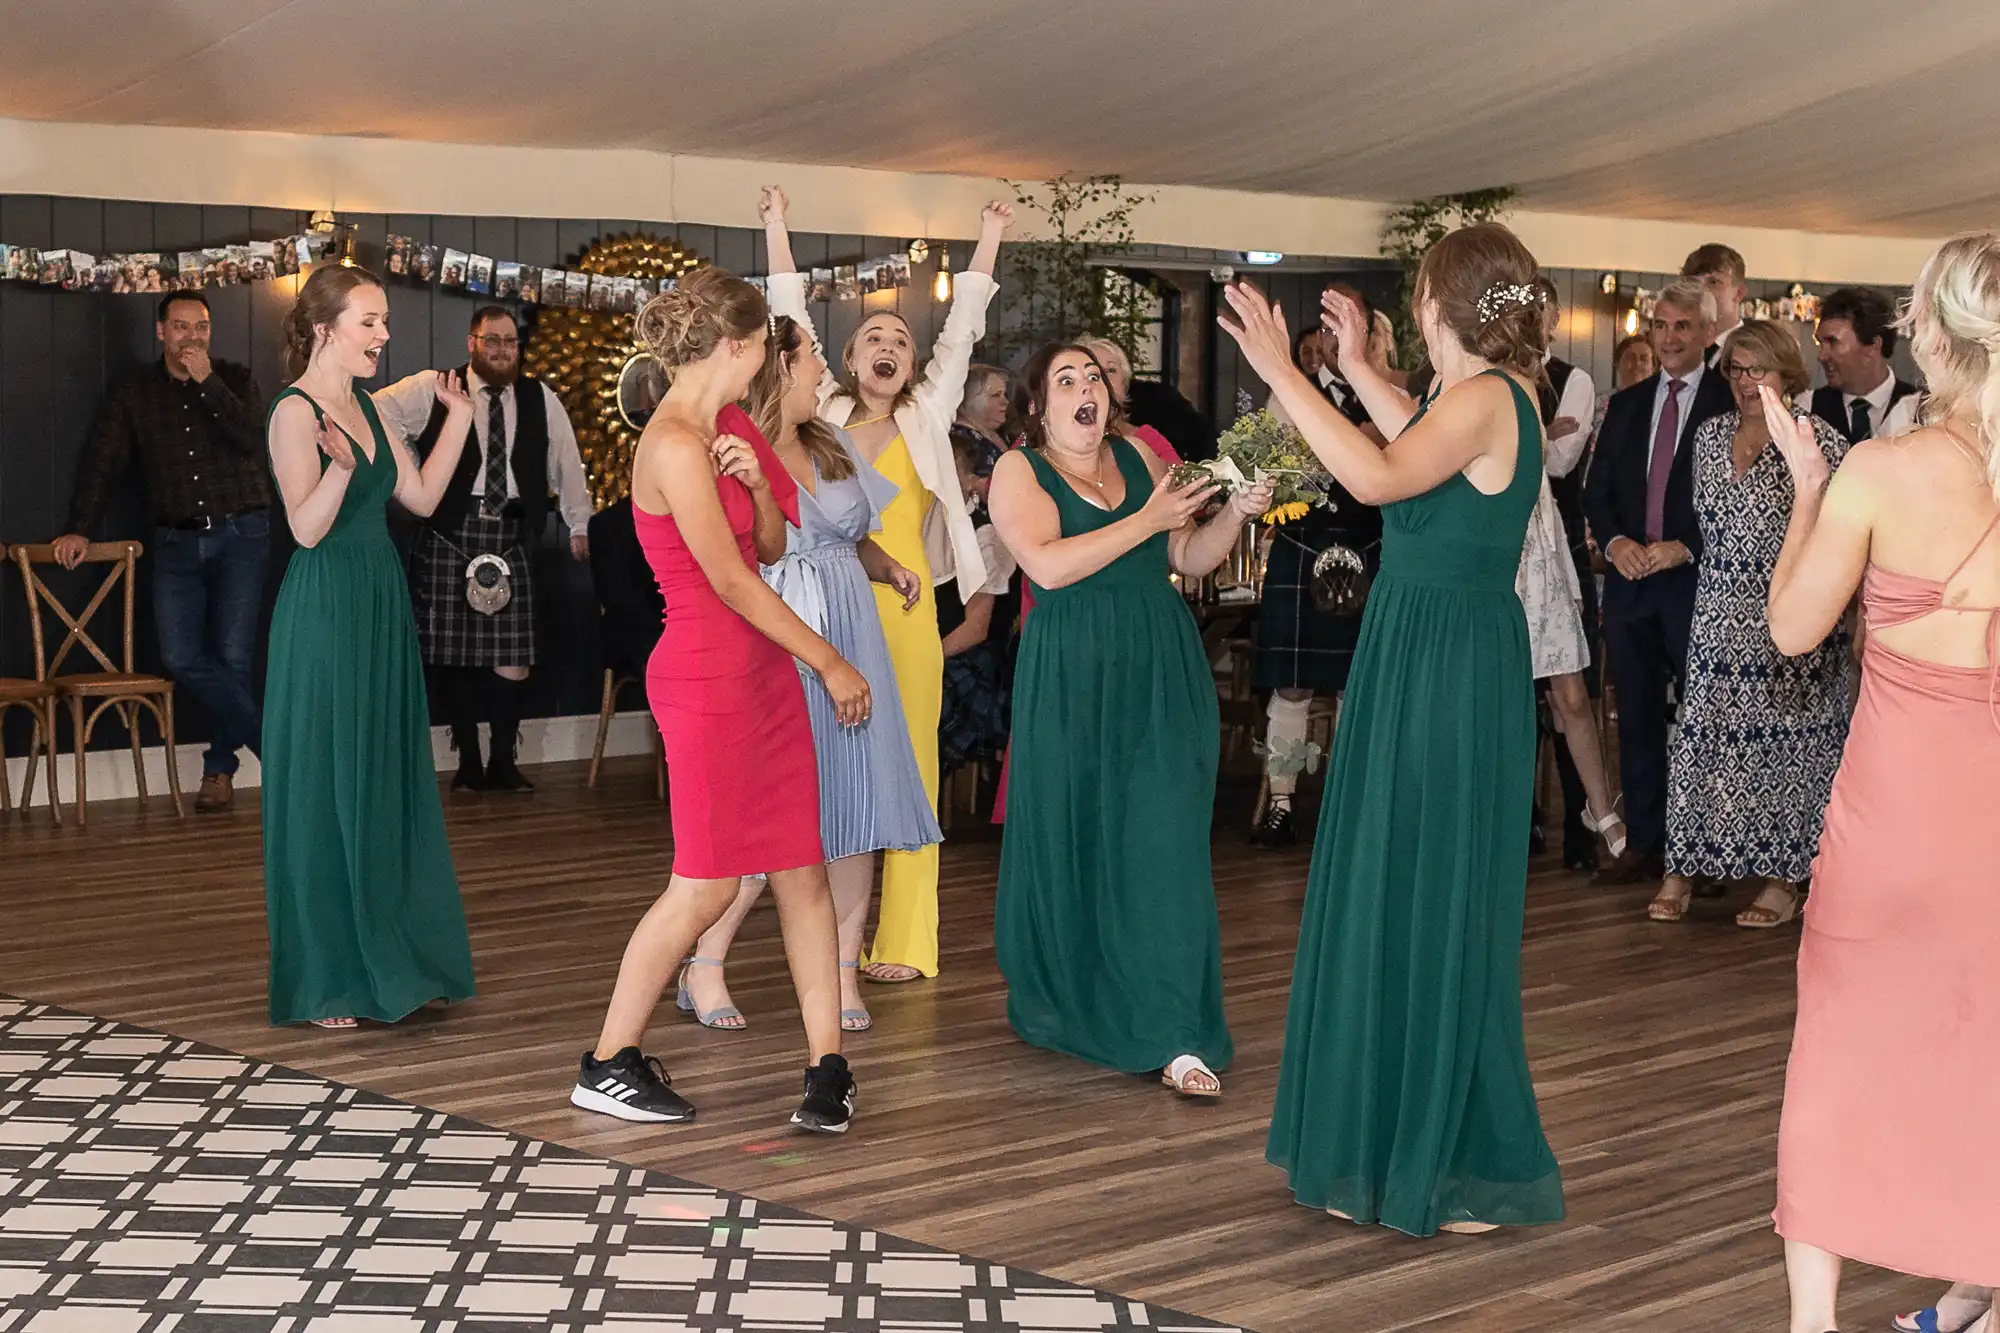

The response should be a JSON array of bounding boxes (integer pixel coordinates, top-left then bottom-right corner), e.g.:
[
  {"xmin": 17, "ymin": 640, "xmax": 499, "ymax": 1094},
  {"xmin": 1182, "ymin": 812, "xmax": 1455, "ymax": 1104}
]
[
  {"xmin": 634, "ymin": 406, "xmax": 823, "ymax": 878},
  {"xmin": 1775, "ymin": 516, "xmax": 2000, "ymax": 1285}
]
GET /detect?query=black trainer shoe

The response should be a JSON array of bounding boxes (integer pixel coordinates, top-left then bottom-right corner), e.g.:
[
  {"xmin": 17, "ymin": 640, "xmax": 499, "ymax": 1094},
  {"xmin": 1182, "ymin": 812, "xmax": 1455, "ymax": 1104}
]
[
  {"xmin": 790, "ymin": 1053, "xmax": 855, "ymax": 1134},
  {"xmin": 570, "ymin": 1047, "xmax": 696, "ymax": 1123},
  {"xmin": 1249, "ymin": 802, "xmax": 1296, "ymax": 848}
]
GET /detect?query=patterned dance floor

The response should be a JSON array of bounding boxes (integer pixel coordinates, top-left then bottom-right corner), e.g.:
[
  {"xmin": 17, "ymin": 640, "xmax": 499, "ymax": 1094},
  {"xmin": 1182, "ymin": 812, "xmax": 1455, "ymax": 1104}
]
[{"xmin": 0, "ymin": 996, "xmax": 1239, "ymax": 1332}]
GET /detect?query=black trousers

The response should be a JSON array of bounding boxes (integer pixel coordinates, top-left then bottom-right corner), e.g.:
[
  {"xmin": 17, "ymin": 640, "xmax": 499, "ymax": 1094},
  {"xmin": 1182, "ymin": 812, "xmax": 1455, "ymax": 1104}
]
[{"xmin": 1602, "ymin": 567, "xmax": 1697, "ymax": 858}]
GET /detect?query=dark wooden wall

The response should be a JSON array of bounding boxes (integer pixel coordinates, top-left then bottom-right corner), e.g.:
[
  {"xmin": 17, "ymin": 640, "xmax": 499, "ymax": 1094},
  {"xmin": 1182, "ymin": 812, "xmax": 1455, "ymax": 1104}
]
[
  {"xmin": 0, "ymin": 195, "xmax": 957, "ymax": 758},
  {"xmin": 0, "ymin": 192, "xmax": 1921, "ymax": 762}
]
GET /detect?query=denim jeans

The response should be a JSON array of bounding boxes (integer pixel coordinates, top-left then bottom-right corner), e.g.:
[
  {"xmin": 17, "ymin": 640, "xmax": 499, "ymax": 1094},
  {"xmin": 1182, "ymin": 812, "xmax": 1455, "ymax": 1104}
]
[{"xmin": 152, "ymin": 511, "xmax": 270, "ymax": 776}]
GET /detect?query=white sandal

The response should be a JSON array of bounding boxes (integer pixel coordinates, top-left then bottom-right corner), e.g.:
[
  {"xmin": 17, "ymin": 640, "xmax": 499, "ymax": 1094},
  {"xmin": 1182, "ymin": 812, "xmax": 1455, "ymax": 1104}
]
[
  {"xmin": 1581, "ymin": 804, "xmax": 1628, "ymax": 860},
  {"xmin": 1161, "ymin": 1054, "xmax": 1221, "ymax": 1098}
]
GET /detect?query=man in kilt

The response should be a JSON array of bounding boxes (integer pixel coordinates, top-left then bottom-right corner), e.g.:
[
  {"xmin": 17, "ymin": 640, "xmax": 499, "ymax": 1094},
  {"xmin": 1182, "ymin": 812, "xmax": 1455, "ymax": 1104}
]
[
  {"xmin": 1250, "ymin": 285, "xmax": 1385, "ymax": 848},
  {"xmin": 374, "ymin": 306, "xmax": 593, "ymax": 792}
]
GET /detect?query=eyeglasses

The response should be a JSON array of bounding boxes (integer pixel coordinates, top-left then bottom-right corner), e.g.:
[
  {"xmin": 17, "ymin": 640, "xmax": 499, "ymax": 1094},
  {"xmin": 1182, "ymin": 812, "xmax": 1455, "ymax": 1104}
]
[
  {"xmin": 1723, "ymin": 362, "xmax": 1771, "ymax": 381},
  {"xmin": 475, "ymin": 335, "xmax": 519, "ymax": 351}
]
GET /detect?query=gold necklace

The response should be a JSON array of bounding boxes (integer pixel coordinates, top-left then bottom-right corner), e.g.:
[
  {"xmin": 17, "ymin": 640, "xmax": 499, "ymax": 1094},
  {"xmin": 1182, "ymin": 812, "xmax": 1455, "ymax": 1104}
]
[
  {"xmin": 849, "ymin": 412, "xmax": 894, "ymax": 429},
  {"xmin": 1041, "ymin": 445, "xmax": 1109, "ymax": 494}
]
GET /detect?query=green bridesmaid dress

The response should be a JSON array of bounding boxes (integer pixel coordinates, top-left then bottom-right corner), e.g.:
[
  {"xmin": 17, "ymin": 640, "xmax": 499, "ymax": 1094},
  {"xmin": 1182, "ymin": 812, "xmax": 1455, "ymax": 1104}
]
[
  {"xmin": 1266, "ymin": 370, "xmax": 1563, "ymax": 1235},
  {"xmin": 995, "ymin": 438, "xmax": 1232, "ymax": 1074},
  {"xmin": 262, "ymin": 386, "xmax": 475, "ymax": 1026}
]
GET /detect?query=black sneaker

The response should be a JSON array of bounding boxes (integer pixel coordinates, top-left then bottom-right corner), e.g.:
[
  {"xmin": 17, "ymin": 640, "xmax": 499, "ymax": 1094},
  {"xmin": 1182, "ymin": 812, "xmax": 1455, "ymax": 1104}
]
[
  {"xmin": 570, "ymin": 1047, "xmax": 696, "ymax": 1123},
  {"xmin": 1249, "ymin": 802, "xmax": 1296, "ymax": 848},
  {"xmin": 790, "ymin": 1054, "xmax": 855, "ymax": 1134}
]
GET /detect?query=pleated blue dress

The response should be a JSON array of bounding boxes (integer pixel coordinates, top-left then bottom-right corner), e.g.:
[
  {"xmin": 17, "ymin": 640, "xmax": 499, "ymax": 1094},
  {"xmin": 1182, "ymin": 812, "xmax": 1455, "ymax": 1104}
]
[{"xmin": 762, "ymin": 431, "xmax": 942, "ymax": 861}]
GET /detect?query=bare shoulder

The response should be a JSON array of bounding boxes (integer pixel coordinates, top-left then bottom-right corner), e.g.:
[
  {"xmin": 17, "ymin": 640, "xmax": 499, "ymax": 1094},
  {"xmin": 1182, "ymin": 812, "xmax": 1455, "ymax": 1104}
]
[
  {"xmin": 990, "ymin": 447, "xmax": 1035, "ymax": 484},
  {"xmin": 268, "ymin": 393, "xmax": 316, "ymax": 436}
]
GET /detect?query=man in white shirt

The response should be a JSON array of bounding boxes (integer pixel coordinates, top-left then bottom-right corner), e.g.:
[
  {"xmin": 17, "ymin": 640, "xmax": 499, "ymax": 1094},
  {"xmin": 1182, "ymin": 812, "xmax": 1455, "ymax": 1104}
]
[
  {"xmin": 1682, "ymin": 243, "xmax": 1749, "ymax": 360},
  {"xmin": 373, "ymin": 306, "xmax": 595, "ymax": 792},
  {"xmin": 1798, "ymin": 286, "xmax": 1921, "ymax": 443}
]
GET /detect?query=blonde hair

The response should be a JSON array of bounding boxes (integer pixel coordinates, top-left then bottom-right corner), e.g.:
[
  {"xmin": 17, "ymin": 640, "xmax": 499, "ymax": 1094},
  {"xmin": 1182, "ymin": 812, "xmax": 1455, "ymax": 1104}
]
[
  {"xmin": 1718, "ymin": 319, "xmax": 1810, "ymax": 399},
  {"xmin": 634, "ymin": 266, "xmax": 766, "ymax": 370},
  {"xmin": 1900, "ymin": 231, "xmax": 2000, "ymax": 496},
  {"xmin": 839, "ymin": 310, "xmax": 917, "ymax": 411},
  {"xmin": 747, "ymin": 315, "xmax": 854, "ymax": 481}
]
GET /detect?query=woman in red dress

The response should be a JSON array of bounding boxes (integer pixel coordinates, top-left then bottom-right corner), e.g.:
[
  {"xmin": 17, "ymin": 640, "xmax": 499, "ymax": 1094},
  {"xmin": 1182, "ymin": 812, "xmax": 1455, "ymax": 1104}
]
[{"xmin": 571, "ymin": 267, "xmax": 870, "ymax": 1134}]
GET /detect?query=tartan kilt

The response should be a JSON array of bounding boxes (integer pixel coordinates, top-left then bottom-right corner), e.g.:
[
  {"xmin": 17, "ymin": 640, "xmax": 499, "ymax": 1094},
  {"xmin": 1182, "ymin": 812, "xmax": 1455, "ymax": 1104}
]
[
  {"xmin": 409, "ymin": 516, "xmax": 537, "ymax": 668},
  {"xmin": 1253, "ymin": 510, "xmax": 1380, "ymax": 695}
]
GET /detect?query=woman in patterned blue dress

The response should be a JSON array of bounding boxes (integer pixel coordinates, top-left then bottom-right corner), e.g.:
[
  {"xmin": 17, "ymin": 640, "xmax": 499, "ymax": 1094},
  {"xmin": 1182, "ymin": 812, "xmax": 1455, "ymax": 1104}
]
[
  {"xmin": 1650, "ymin": 321, "xmax": 1853, "ymax": 927},
  {"xmin": 682, "ymin": 316, "xmax": 940, "ymax": 1031}
]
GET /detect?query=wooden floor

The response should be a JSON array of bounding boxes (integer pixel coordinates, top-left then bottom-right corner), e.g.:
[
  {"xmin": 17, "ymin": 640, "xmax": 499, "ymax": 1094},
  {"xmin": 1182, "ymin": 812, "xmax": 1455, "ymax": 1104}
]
[{"xmin": 0, "ymin": 761, "xmax": 1933, "ymax": 1333}]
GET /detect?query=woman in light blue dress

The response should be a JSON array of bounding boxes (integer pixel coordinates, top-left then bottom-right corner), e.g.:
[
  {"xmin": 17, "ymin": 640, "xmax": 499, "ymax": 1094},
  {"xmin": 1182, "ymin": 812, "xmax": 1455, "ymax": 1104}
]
[{"xmin": 680, "ymin": 316, "xmax": 940, "ymax": 1032}]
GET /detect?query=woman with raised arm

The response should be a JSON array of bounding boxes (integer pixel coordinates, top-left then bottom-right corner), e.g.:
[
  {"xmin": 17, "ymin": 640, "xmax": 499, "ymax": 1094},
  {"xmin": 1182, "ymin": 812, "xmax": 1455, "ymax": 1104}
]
[
  {"xmin": 1222, "ymin": 224, "xmax": 1564, "ymax": 1237},
  {"xmin": 1766, "ymin": 232, "xmax": 2000, "ymax": 1333},
  {"xmin": 762, "ymin": 185, "xmax": 1011, "ymax": 985},
  {"xmin": 676, "ymin": 315, "xmax": 939, "ymax": 1035},
  {"xmin": 570, "ymin": 268, "xmax": 867, "ymax": 1135},
  {"xmin": 263, "ymin": 264, "xmax": 479, "ymax": 1031},
  {"xmin": 987, "ymin": 342, "xmax": 1272, "ymax": 1098}
]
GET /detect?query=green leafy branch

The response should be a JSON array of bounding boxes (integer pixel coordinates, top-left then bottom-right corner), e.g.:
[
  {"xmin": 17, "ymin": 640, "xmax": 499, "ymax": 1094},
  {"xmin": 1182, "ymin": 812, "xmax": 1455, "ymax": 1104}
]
[{"xmin": 997, "ymin": 174, "xmax": 1158, "ymax": 365}]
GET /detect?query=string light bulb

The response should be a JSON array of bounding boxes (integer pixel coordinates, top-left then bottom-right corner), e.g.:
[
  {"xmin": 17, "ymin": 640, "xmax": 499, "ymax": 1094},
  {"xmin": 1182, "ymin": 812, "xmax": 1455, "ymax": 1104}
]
[
  {"xmin": 1622, "ymin": 306, "xmax": 1640, "ymax": 337},
  {"xmin": 933, "ymin": 245, "xmax": 951, "ymax": 303}
]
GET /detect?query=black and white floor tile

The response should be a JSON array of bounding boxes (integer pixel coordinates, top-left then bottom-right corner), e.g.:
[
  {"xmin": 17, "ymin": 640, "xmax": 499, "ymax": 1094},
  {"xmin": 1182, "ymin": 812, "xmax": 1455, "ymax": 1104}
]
[{"xmin": 0, "ymin": 996, "xmax": 1240, "ymax": 1332}]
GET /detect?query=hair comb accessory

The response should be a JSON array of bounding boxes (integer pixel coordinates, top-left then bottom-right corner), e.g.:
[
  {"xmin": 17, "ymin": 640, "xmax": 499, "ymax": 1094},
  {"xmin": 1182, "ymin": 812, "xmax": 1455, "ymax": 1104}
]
[{"xmin": 1476, "ymin": 283, "xmax": 1540, "ymax": 324}]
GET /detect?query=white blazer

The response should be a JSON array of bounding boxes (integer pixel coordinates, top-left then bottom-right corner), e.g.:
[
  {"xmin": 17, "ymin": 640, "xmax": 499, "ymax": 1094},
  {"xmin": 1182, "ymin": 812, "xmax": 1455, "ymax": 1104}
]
[{"xmin": 766, "ymin": 269, "xmax": 994, "ymax": 600}]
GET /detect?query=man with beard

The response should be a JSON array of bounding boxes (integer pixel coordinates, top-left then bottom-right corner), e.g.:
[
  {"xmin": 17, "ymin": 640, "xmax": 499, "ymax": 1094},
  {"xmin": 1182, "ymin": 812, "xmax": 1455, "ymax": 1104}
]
[
  {"xmin": 54, "ymin": 291, "xmax": 269, "ymax": 812},
  {"xmin": 373, "ymin": 306, "xmax": 593, "ymax": 792}
]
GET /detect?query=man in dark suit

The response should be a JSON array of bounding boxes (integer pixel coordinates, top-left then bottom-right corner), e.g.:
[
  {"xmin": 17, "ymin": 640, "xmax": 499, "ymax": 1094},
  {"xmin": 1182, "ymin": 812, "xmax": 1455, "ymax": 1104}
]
[
  {"xmin": 1805, "ymin": 286, "xmax": 1921, "ymax": 443},
  {"xmin": 1584, "ymin": 279, "xmax": 1734, "ymax": 884}
]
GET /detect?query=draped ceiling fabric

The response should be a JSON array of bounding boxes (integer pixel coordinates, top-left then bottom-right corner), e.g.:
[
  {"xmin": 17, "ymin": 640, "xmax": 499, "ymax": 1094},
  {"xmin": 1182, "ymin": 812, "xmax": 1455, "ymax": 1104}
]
[{"xmin": 1, "ymin": 0, "xmax": 1995, "ymax": 238}]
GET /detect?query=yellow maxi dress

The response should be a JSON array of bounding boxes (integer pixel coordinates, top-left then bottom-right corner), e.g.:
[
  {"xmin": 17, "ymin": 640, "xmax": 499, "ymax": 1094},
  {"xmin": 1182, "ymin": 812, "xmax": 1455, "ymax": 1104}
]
[{"xmin": 862, "ymin": 435, "xmax": 943, "ymax": 975}]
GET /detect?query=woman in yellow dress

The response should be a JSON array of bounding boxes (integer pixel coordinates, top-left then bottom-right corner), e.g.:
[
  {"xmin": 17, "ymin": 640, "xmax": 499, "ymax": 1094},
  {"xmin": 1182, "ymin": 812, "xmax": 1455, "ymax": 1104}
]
[{"xmin": 760, "ymin": 185, "xmax": 1011, "ymax": 991}]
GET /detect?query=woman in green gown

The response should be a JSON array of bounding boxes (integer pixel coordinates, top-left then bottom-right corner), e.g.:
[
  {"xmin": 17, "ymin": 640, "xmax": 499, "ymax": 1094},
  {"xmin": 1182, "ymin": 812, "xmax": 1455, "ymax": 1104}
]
[
  {"xmin": 1219, "ymin": 224, "xmax": 1565, "ymax": 1235},
  {"xmin": 986, "ymin": 342, "xmax": 1272, "ymax": 1098},
  {"xmin": 263, "ymin": 265, "xmax": 480, "ymax": 1029}
]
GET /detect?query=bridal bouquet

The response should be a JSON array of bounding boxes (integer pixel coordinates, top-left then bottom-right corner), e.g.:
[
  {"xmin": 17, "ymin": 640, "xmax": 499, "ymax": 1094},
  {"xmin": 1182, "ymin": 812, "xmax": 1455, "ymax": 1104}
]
[{"xmin": 1167, "ymin": 401, "xmax": 1333, "ymax": 525}]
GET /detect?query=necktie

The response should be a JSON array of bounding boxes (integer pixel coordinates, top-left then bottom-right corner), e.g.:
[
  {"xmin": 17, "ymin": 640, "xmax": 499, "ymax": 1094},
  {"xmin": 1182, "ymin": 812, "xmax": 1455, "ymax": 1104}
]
[
  {"xmin": 483, "ymin": 386, "xmax": 508, "ymax": 514},
  {"xmin": 1645, "ymin": 378, "xmax": 1683, "ymax": 543},
  {"xmin": 1850, "ymin": 396, "xmax": 1874, "ymax": 443}
]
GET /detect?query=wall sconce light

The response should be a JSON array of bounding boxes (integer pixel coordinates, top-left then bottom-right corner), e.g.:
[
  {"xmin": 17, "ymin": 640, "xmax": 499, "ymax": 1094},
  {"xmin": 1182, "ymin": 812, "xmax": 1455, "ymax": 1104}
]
[
  {"xmin": 1599, "ymin": 272, "xmax": 1618, "ymax": 295},
  {"xmin": 907, "ymin": 239, "xmax": 929, "ymax": 266},
  {"xmin": 933, "ymin": 245, "xmax": 952, "ymax": 303},
  {"xmin": 335, "ymin": 225, "xmax": 359, "ymax": 268},
  {"xmin": 1622, "ymin": 307, "xmax": 1640, "ymax": 337}
]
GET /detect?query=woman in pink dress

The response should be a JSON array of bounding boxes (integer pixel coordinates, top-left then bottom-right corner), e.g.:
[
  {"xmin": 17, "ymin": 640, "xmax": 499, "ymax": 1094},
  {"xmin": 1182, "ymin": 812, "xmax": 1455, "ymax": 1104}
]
[
  {"xmin": 570, "ymin": 267, "xmax": 870, "ymax": 1135},
  {"xmin": 1765, "ymin": 231, "xmax": 2000, "ymax": 1333}
]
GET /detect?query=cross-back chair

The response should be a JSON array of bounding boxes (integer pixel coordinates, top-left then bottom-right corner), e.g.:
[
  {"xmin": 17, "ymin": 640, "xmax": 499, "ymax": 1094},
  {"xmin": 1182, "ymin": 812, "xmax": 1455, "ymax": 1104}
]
[
  {"xmin": 0, "ymin": 543, "xmax": 62, "ymax": 823},
  {"xmin": 12, "ymin": 541, "xmax": 185, "ymax": 824}
]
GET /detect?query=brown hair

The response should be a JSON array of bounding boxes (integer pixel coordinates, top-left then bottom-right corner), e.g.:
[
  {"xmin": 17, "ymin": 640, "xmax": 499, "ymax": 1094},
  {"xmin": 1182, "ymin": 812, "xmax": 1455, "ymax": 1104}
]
[
  {"xmin": 1719, "ymin": 319, "xmax": 1811, "ymax": 398},
  {"xmin": 746, "ymin": 315, "xmax": 854, "ymax": 482},
  {"xmin": 283, "ymin": 264, "xmax": 383, "ymax": 374},
  {"xmin": 1682, "ymin": 243, "xmax": 1747, "ymax": 283},
  {"xmin": 1411, "ymin": 222, "xmax": 1548, "ymax": 378},
  {"xmin": 634, "ymin": 265, "xmax": 766, "ymax": 370},
  {"xmin": 1820, "ymin": 285, "xmax": 1901, "ymax": 357},
  {"xmin": 839, "ymin": 310, "xmax": 918, "ymax": 411},
  {"xmin": 1016, "ymin": 341, "xmax": 1109, "ymax": 452}
]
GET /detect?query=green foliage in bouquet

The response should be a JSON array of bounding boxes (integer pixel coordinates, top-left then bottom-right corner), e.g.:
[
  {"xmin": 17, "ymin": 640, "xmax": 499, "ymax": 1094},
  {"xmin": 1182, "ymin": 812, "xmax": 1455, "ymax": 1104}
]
[{"xmin": 1168, "ymin": 404, "xmax": 1332, "ymax": 524}]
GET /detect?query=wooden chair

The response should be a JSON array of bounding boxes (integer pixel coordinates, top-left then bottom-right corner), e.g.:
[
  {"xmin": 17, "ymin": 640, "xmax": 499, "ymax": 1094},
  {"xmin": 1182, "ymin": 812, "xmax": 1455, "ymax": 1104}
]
[
  {"xmin": 0, "ymin": 544, "xmax": 63, "ymax": 824},
  {"xmin": 587, "ymin": 668, "xmax": 665, "ymax": 802},
  {"xmin": 12, "ymin": 542, "xmax": 184, "ymax": 825}
]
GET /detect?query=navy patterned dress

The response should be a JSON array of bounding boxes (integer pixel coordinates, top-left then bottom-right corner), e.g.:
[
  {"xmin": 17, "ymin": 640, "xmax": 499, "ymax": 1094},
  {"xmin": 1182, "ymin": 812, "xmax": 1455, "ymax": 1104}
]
[{"xmin": 1663, "ymin": 409, "xmax": 1853, "ymax": 883}]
